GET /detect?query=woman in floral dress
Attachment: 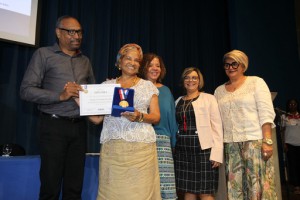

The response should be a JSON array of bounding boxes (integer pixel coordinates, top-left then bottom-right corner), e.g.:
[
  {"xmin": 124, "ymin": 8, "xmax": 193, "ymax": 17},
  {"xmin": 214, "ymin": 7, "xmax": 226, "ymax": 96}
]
[{"xmin": 214, "ymin": 50, "xmax": 277, "ymax": 200}]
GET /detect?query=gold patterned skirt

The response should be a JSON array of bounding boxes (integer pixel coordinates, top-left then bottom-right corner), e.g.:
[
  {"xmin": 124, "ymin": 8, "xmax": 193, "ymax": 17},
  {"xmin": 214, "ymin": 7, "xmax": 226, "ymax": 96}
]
[{"xmin": 97, "ymin": 139, "xmax": 161, "ymax": 200}]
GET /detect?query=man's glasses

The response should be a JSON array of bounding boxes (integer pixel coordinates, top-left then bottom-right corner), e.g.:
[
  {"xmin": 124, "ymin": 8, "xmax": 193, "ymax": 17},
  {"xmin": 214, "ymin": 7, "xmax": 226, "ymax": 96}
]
[
  {"xmin": 184, "ymin": 76, "xmax": 199, "ymax": 81},
  {"xmin": 59, "ymin": 28, "xmax": 83, "ymax": 36},
  {"xmin": 224, "ymin": 62, "xmax": 239, "ymax": 70}
]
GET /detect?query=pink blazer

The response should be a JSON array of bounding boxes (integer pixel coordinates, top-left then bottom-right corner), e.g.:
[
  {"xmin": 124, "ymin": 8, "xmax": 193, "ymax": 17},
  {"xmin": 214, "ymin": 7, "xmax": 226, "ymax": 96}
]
[{"xmin": 176, "ymin": 93, "xmax": 223, "ymax": 163}]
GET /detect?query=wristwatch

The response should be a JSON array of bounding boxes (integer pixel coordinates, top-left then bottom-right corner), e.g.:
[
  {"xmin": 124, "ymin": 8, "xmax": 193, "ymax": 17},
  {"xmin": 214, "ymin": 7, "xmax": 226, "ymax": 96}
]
[{"xmin": 262, "ymin": 138, "xmax": 273, "ymax": 145}]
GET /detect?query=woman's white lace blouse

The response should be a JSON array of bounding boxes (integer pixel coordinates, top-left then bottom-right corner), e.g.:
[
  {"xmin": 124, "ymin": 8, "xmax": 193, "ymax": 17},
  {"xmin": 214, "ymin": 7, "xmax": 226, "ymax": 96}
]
[
  {"xmin": 214, "ymin": 76, "xmax": 275, "ymax": 143},
  {"xmin": 100, "ymin": 79, "xmax": 159, "ymax": 144}
]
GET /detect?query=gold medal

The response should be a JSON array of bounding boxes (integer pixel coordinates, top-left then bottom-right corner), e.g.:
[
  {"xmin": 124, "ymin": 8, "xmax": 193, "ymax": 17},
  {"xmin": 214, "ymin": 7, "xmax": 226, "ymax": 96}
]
[
  {"xmin": 118, "ymin": 88, "xmax": 130, "ymax": 108},
  {"xmin": 119, "ymin": 100, "xmax": 129, "ymax": 108}
]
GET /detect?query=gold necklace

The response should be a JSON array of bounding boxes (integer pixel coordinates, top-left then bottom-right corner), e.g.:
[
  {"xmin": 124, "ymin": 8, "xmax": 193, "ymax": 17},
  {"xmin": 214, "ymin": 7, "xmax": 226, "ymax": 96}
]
[{"xmin": 116, "ymin": 76, "xmax": 137, "ymax": 88}]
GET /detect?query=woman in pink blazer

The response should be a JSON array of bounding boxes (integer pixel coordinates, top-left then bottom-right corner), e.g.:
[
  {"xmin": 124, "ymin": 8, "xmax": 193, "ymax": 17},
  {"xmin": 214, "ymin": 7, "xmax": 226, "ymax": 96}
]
[{"xmin": 174, "ymin": 67, "xmax": 223, "ymax": 200}]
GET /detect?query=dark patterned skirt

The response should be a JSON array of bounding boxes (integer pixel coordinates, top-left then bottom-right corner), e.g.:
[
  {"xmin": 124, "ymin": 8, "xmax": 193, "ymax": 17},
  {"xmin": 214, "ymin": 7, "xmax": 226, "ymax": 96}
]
[
  {"xmin": 174, "ymin": 133, "xmax": 218, "ymax": 194},
  {"xmin": 156, "ymin": 134, "xmax": 177, "ymax": 200}
]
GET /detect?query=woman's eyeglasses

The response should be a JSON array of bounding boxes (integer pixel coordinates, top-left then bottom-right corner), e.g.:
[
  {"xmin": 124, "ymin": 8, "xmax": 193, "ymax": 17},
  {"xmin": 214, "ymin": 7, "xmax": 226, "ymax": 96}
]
[
  {"xmin": 224, "ymin": 62, "xmax": 239, "ymax": 70},
  {"xmin": 184, "ymin": 76, "xmax": 199, "ymax": 81}
]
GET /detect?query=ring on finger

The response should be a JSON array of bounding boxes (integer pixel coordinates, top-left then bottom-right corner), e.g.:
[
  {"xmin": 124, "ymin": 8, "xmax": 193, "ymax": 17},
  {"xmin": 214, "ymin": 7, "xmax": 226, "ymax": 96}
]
[{"xmin": 264, "ymin": 152, "xmax": 268, "ymax": 156}]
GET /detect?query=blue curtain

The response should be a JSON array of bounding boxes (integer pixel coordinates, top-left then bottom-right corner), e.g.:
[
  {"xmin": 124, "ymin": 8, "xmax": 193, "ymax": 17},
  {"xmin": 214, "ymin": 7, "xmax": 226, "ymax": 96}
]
[{"xmin": 0, "ymin": 0, "xmax": 299, "ymax": 158}]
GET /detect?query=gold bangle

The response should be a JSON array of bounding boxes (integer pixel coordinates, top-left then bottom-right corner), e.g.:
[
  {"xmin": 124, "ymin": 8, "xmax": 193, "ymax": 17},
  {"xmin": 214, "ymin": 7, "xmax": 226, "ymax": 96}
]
[
  {"xmin": 135, "ymin": 112, "xmax": 141, "ymax": 122},
  {"xmin": 138, "ymin": 113, "xmax": 144, "ymax": 122},
  {"xmin": 135, "ymin": 112, "xmax": 142, "ymax": 122}
]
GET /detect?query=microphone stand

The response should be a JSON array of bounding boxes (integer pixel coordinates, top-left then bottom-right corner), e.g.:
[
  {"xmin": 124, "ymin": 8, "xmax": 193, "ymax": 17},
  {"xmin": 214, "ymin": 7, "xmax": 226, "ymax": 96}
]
[{"xmin": 275, "ymin": 107, "xmax": 290, "ymax": 200}]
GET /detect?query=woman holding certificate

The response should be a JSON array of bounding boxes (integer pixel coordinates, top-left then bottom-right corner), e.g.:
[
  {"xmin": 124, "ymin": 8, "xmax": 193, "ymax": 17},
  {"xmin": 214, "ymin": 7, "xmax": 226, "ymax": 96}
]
[{"xmin": 88, "ymin": 43, "xmax": 161, "ymax": 200}]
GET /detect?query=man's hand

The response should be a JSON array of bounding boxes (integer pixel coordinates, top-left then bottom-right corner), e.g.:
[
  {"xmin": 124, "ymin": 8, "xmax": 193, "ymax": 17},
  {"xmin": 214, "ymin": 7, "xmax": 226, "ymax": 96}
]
[{"xmin": 60, "ymin": 82, "xmax": 83, "ymax": 101}]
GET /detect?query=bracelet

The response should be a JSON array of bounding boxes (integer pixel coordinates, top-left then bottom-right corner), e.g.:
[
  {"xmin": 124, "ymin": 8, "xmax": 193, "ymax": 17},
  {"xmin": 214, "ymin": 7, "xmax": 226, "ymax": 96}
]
[
  {"xmin": 135, "ymin": 112, "xmax": 142, "ymax": 122},
  {"xmin": 138, "ymin": 113, "xmax": 144, "ymax": 122}
]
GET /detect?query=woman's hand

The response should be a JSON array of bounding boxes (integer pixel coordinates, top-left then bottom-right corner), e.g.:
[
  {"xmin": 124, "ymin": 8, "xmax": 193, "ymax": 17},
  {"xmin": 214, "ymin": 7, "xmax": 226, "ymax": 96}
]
[
  {"xmin": 261, "ymin": 123, "xmax": 273, "ymax": 161},
  {"xmin": 211, "ymin": 161, "xmax": 221, "ymax": 168},
  {"xmin": 261, "ymin": 143, "xmax": 273, "ymax": 161},
  {"xmin": 121, "ymin": 110, "xmax": 141, "ymax": 122}
]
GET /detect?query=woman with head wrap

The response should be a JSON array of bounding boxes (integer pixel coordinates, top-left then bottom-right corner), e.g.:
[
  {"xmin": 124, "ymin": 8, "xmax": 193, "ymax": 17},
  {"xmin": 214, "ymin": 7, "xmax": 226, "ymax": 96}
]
[{"xmin": 86, "ymin": 43, "xmax": 162, "ymax": 200}]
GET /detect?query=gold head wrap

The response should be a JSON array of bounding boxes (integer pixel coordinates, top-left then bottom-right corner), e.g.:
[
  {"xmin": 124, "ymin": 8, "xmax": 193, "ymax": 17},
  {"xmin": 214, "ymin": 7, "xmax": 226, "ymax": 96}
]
[{"xmin": 115, "ymin": 43, "xmax": 143, "ymax": 67}]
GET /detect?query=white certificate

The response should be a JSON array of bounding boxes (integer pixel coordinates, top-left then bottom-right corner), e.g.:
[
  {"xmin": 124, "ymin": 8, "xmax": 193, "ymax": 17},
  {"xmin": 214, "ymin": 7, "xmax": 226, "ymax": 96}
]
[{"xmin": 79, "ymin": 84, "xmax": 120, "ymax": 116}]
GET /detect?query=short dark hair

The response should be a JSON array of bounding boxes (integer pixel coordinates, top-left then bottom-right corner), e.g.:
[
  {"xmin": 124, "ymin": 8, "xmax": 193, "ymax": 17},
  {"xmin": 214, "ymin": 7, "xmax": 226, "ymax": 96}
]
[{"xmin": 55, "ymin": 15, "xmax": 77, "ymax": 28}]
